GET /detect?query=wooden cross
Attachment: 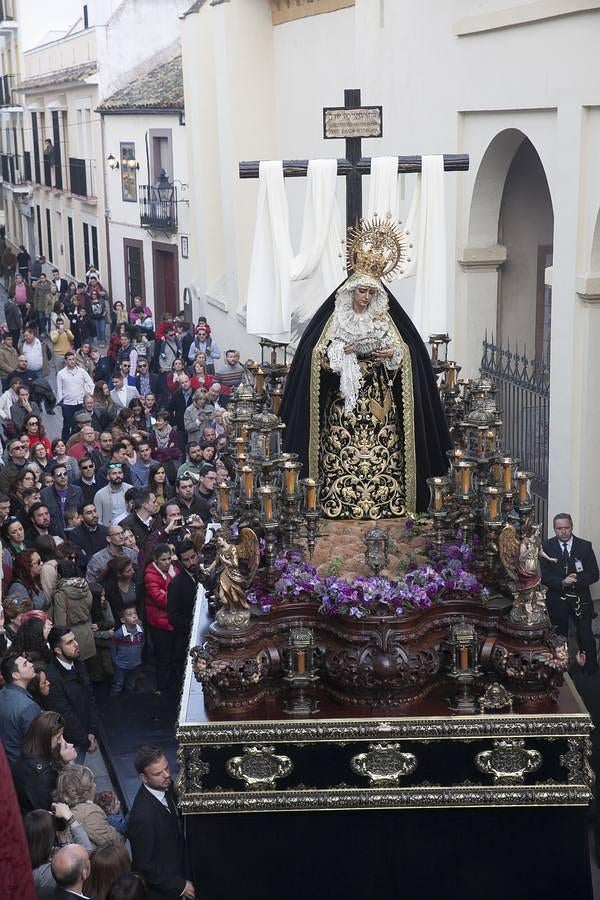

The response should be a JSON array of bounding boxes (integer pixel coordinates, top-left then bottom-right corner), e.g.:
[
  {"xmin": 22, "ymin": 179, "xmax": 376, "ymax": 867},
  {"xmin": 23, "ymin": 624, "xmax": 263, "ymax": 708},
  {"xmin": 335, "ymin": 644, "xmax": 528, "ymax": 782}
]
[{"xmin": 239, "ymin": 88, "xmax": 469, "ymax": 231}]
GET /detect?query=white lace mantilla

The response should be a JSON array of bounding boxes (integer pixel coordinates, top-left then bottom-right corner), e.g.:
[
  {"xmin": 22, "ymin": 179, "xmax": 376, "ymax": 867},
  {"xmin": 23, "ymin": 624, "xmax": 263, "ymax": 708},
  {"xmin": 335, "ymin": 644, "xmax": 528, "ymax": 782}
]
[{"xmin": 326, "ymin": 278, "xmax": 403, "ymax": 413}]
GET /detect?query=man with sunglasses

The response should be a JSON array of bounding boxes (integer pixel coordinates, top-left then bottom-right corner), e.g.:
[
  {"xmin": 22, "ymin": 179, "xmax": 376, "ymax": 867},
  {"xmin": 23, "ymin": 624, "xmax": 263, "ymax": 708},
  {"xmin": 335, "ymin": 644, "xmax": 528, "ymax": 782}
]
[
  {"xmin": 40, "ymin": 465, "xmax": 84, "ymax": 539},
  {"xmin": 73, "ymin": 455, "xmax": 108, "ymax": 506},
  {"xmin": 135, "ymin": 355, "xmax": 161, "ymax": 401}
]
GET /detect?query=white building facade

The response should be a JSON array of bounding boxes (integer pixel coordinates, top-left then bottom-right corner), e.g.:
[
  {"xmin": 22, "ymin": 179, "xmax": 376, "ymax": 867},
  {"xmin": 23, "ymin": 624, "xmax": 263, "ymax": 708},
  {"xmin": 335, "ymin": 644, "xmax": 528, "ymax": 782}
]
[{"xmin": 99, "ymin": 54, "xmax": 193, "ymax": 320}]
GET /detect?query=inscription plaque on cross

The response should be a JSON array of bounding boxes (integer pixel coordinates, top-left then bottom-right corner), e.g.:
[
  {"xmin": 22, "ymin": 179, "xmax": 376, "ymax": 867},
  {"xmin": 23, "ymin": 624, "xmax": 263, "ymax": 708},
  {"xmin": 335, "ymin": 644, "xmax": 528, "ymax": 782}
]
[{"xmin": 239, "ymin": 88, "xmax": 469, "ymax": 231}]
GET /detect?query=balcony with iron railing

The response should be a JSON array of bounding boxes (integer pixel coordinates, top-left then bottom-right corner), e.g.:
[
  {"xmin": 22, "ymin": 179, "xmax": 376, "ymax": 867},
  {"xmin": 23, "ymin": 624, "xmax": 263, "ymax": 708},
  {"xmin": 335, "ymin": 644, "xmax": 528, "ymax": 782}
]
[
  {"xmin": 0, "ymin": 152, "xmax": 31, "ymax": 191},
  {"xmin": 139, "ymin": 184, "xmax": 178, "ymax": 231},
  {"xmin": 0, "ymin": 73, "xmax": 17, "ymax": 107},
  {"xmin": 26, "ymin": 153, "xmax": 96, "ymax": 199}
]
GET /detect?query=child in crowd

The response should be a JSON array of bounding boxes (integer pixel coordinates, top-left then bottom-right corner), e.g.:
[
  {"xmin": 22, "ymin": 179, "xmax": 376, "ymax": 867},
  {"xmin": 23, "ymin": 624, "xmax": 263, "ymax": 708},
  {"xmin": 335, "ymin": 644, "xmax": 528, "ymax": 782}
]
[
  {"xmin": 64, "ymin": 507, "xmax": 81, "ymax": 536},
  {"xmin": 111, "ymin": 603, "xmax": 144, "ymax": 695},
  {"xmin": 95, "ymin": 790, "xmax": 127, "ymax": 836}
]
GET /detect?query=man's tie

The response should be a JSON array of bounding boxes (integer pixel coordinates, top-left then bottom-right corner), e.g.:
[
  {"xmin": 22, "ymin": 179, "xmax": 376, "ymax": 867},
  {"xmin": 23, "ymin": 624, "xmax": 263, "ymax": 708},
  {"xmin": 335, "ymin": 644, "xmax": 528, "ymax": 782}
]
[{"xmin": 562, "ymin": 542, "xmax": 570, "ymax": 572}]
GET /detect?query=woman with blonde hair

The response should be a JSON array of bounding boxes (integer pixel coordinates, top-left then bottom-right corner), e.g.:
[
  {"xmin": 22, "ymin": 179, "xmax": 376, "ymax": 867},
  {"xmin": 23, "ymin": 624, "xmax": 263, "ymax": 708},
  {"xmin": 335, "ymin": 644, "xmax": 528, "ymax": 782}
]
[{"xmin": 54, "ymin": 764, "xmax": 123, "ymax": 849}]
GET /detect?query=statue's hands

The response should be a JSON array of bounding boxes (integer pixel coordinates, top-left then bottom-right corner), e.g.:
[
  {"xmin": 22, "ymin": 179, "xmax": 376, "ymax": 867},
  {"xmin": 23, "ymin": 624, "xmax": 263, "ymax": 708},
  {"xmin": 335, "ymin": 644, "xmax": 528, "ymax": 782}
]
[
  {"xmin": 374, "ymin": 347, "xmax": 394, "ymax": 360},
  {"xmin": 343, "ymin": 343, "xmax": 355, "ymax": 355}
]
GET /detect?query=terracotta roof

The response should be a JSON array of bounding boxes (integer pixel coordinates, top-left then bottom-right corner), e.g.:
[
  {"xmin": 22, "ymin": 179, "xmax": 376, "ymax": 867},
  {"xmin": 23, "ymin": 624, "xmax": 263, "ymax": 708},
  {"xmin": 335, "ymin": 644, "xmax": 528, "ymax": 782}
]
[
  {"xmin": 98, "ymin": 55, "xmax": 184, "ymax": 113},
  {"xmin": 18, "ymin": 61, "xmax": 97, "ymax": 91}
]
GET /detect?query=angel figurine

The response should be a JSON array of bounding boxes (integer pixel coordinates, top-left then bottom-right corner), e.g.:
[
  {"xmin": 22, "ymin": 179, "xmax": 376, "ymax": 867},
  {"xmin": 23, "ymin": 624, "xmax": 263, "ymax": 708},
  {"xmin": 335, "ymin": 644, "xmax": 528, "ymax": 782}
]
[
  {"xmin": 498, "ymin": 523, "xmax": 556, "ymax": 626},
  {"xmin": 215, "ymin": 528, "xmax": 260, "ymax": 629}
]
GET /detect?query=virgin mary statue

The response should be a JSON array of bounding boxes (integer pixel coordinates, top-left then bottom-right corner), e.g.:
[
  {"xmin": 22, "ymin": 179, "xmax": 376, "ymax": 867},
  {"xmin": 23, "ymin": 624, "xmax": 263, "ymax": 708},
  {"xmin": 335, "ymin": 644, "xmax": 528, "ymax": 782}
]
[{"xmin": 280, "ymin": 216, "xmax": 451, "ymax": 519}]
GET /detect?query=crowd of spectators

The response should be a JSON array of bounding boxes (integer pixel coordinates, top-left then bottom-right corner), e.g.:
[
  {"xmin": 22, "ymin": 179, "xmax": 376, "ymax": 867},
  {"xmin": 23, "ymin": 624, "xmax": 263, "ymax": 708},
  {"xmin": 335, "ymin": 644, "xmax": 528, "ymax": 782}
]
[{"xmin": 0, "ymin": 251, "xmax": 257, "ymax": 898}]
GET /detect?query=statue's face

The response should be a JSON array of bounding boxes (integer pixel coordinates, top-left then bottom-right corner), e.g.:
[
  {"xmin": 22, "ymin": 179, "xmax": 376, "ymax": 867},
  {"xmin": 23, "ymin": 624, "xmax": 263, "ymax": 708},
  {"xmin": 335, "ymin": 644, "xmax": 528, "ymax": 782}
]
[{"xmin": 352, "ymin": 285, "xmax": 377, "ymax": 313}]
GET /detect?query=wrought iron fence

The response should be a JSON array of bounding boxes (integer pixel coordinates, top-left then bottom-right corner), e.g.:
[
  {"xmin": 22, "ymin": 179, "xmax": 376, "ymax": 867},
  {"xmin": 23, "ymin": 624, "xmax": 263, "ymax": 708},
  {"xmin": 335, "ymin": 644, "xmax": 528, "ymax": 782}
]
[{"xmin": 481, "ymin": 334, "xmax": 550, "ymax": 533}]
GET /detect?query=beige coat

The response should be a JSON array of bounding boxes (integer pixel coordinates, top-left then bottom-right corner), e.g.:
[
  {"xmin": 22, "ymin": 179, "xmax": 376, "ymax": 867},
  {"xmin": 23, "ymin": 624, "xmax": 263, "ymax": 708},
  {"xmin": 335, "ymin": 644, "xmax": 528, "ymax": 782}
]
[
  {"xmin": 70, "ymin": 800, "xmax": 122, "ymax": 850},
  {"xmin": 52, "ymin": 577, "xmax": 96, "ymax": 661},
  {"xmin": 0, "ymin": 344, "xmax": 18, "ymax": 378}
]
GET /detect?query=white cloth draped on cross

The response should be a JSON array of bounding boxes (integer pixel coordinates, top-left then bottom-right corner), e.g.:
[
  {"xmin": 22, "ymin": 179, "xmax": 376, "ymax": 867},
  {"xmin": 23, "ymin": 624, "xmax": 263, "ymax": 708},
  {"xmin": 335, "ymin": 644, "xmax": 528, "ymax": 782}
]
[{"xmin": 245, "ymin": 155, "xmax": 447, "ymax": 342}]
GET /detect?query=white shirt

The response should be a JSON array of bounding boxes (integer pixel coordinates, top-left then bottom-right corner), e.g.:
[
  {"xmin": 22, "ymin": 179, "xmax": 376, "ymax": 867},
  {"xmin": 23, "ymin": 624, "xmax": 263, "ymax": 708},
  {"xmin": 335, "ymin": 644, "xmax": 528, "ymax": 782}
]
[
  {"xmin": 560, "ymin": 537, "xmax": 573, "ymax": 555},
  {"xmin": 0, "ymin": 388, "xmax": 18, "ymax": 421},
  {"xmin": 56, "ymin": 366, "xmax": 94, "ymax": 405},
  {"xmin": 21, "ymin": 338, "xmax": 44, "ymax": 372},
  {"xmin": 144, "ymin": 783, "xmax": 170, "ymax": 809},
  {"xmin": 56, "ymin": 657, "xmax": 74, "ymax": 671}
]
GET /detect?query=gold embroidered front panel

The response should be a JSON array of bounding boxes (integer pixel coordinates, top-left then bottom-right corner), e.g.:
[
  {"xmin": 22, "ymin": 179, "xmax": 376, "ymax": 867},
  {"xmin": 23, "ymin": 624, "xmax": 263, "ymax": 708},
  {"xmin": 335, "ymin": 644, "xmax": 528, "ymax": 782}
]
[{"xmin": 319, "ymin": 360, "xmax": 405, "ymax": 519}]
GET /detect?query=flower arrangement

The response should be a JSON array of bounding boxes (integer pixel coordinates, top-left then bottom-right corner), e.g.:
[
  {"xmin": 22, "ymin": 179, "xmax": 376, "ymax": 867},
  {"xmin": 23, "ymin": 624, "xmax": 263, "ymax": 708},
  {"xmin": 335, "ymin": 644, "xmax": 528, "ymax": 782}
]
[{"xmin": 246, "ymin": 542, "xmax": 488, "ymax": 619}]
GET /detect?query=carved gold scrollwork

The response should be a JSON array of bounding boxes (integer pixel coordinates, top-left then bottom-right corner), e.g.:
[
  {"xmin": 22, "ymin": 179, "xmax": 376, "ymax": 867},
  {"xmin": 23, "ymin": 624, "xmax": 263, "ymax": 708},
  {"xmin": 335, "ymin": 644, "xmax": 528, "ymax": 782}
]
[
  {"xmin": 176, "ymin": 746, "xmax": 210, "ymax": 795},
  {"xmin": 475, "ymin": 739, "xmax": 542, "ymax": 784},
  {"xmin": 226, "ymin": 746, "xmax": 293, "ymax": 790},
  {"xmin": 350, "ymin": 742, "xmax": 417, "ymax": 786},
  {"xmin": 560, "ymin": 737, "xmax": 593, "ymax": 786}
]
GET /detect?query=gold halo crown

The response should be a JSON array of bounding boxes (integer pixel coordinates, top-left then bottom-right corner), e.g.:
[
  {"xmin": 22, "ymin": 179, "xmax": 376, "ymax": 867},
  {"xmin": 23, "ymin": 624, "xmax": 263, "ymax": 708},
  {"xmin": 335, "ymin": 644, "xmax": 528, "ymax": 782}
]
[{"xmin": 346, "ymin": 214, "xmax": 410, "ymax": 282}]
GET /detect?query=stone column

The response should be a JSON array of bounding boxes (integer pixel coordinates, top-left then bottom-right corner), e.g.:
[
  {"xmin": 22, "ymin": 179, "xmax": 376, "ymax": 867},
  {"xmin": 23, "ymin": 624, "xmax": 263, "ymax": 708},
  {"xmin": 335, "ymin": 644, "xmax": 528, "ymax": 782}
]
[{"xmin": 456, "ymin": 244, "xmax": 507, "ymax": 377}]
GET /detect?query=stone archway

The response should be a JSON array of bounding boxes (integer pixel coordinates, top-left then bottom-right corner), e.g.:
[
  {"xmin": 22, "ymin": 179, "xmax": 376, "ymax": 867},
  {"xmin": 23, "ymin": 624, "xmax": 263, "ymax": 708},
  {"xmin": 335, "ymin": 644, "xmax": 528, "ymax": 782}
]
[
  {"xmin": 461, "ymin": 127, "xmax": 554, "ymax": 528},
  {"xmin": 459, "ymin": 127, "xmax": 554, "ymax": 373}
]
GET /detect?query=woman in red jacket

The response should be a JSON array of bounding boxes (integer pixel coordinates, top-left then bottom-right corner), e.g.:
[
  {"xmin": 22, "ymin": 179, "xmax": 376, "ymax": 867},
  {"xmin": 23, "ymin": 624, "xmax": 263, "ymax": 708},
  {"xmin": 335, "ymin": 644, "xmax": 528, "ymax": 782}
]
[{"xmin": 143, "ymin": 543, "xmax": 180, "ymax": 694}]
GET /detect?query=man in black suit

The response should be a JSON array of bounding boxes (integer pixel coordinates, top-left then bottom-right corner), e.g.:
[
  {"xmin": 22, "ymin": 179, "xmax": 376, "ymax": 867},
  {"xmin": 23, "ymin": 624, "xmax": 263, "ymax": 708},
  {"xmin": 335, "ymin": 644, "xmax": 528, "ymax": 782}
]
[
  {"xmin": 168, "ymin": 373, "xmax": 194, "ymax": 445},
  {"xmin": 46, "ymin": 627, "xmax": 99, "ymax": 762},
  {"xmin": 51, "ymin": 268, "xmax": 70, "ymax": 297},
  {"xmin": 128, "ymin": 746, "xmax": 195, "ymax": 900},
  {"xmin": 540, "ymin": 512, "xmax": 599, "ymax": 674},
  {"xmin": 50, "ymin": 843, "xmax": 92, "ymax": 898},
  {"xmin": 167, "ymin": 540, "xmax": 200, "ymax": 683}
]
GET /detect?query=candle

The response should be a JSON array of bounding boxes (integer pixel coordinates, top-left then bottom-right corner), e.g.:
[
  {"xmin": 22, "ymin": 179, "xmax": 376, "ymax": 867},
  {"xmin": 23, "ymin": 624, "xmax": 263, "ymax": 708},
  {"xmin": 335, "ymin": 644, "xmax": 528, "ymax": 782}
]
[
  {"xmin": 517, "ymin": 473, "xmax": 528, "ymax": 504},
  {"xmin": 218, "ymin": 483, "xmax": 229, "ymax": 513},
  {"xmin": 271, "ymin": 348, "xmax": 277, "ymax": 365},
  {"xmin": 234, "ymin": 437, "xmax": 245, "ymax": 459},
  {"xmin": 240, "ymin": 425, "xmax": 249, "ymax": 441},
  {"xmin": 296, "ymin": 650, "xmax": 306, "ymax": 674},
  {"xmin": 489, "ymin": 493, "xmax": 499, "ymax": 520},
  {"xmin": 454, "ymin": 446, "xmax": 464, "ymax": 461},
  {"xmin": 485, "ymin": 429, "xmax": 496, "ymax": 452},
  {"xmin": 502, "ymin": 461, "xmax": 513, "ymax": 493},
  {"xmin": 283, "ymin": 465, "xmax": 297, "ymax": 495},
  {"xmin": 460, "ymin": 466, "xmax": 471, "ymax": 495},
  {"xmin": 241, "ymin": 466, "xmax": 254, "ymax": 499},
  {"xmin": 262, "ymin": 491, "xmax": 273, "ymax": 521},
  {"xmin": 459, "ymin": 647, "xmax": 469, "ymax": 671},
  {"xmin": 446, "ymin": 364, "xmax": 457, "ymax": 388},
  {"xmin": 255, "ymin": 368, "xmax": 265, "ymax": 396},
  {"xmin": 304, "ymin": 479, "xmax": 317, "ymax": 510},
  {"xmin": 272, "ymin": 387, "xmax": 282, "ymax": 415}
]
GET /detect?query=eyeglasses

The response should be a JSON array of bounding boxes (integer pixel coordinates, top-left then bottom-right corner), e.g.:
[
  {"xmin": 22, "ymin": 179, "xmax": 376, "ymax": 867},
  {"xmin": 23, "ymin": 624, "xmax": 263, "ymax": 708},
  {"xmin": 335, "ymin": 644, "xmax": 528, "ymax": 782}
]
[
  {"xmin": 80, "ymin": 463, "xmax": 94, "ymax": 470},
  {"xmin": 54, "ymin": 472, "xmax": 67, "ymax": 478}
]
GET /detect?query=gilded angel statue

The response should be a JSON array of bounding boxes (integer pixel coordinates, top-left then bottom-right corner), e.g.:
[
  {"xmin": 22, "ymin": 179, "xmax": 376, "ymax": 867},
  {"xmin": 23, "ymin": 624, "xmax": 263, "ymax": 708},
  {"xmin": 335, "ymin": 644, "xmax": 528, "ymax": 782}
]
[
  {"xmin": 215, "ymin": 528, "xmax": 260, "ymax": 629},
  {"xmin": 498, "ymin": 523, "xmax": 556, "ymax": 626}
]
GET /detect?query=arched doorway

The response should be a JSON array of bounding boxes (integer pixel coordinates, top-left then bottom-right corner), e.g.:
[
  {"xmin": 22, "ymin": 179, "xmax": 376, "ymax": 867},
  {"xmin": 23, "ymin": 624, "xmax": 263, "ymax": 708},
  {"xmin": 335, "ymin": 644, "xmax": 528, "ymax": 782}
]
[
  {"xmin": 497, "ymin": 138, "xmax": 554, "ymax": 361},
  {"xmin": 465, "ymin": 128, "xmax": 554, "ymax": 529}
]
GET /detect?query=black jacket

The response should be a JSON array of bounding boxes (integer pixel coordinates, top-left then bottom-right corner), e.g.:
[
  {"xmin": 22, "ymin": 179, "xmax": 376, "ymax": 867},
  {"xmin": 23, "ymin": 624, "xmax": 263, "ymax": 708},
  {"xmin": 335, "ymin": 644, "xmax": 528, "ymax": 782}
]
[
  {"xmin": 168, "ymin": 388, "xmax": 194, "ymax": 432},
  {"xmin": 167, "ymin": 569, "xmax": 198, "ymax": 634},
  {"xmin": 119, "ymin": 512, "xmax": 154, "ymax": 552},
  {"xmin": 11, "ymin": 753, "xmax": 57, "ymax": 813},
  {"xmin": 45, "ymin": 658, "xmax": 98, "ymax": 750},
  {"xmin": 541, "ymin": 535, "xmax": 599, "ymax": 607},
  {"xmin": 40, "ymin": 485, "xmax": 85, "ymax": 539},
  {"xmin": 128, "ymin": 783, "xmax": 188, "ymax": 899},
  {"xmin": 73, "ymin": 475, "xmax": 108, "ymax": 507},
  {"xmin": 68, "ymin": 523, "xmax": 109, "ymax": 567}
]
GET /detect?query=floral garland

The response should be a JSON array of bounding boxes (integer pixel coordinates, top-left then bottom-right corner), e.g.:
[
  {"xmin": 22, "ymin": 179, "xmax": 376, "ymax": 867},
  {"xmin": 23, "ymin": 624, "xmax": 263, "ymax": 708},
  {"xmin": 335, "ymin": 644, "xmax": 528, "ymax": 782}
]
[{"xmin": 247, "ymin": 541, "xmax": 488, "ymax": 619}]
